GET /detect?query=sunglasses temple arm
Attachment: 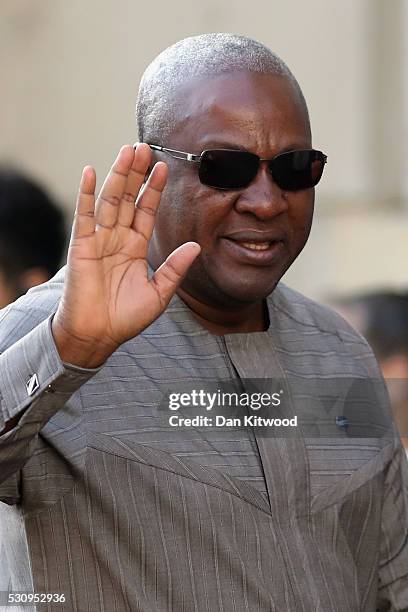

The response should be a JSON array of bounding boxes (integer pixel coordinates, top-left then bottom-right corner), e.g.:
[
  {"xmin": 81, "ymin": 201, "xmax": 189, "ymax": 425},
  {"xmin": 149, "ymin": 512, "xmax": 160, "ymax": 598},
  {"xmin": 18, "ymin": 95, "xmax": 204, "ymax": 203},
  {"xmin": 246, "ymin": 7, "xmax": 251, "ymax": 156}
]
[{"xmin": 143, "ymin": 144, "xmax": 201, "ymax": 163}]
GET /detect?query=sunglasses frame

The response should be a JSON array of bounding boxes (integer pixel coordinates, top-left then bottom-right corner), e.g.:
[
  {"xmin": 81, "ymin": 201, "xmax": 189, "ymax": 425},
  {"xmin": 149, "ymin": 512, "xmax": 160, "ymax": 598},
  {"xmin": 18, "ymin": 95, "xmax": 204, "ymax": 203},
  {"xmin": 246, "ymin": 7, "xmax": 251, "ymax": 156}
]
[{"xmin": 141, "ymin": 143, "xmax": 327, "ymax": 191}]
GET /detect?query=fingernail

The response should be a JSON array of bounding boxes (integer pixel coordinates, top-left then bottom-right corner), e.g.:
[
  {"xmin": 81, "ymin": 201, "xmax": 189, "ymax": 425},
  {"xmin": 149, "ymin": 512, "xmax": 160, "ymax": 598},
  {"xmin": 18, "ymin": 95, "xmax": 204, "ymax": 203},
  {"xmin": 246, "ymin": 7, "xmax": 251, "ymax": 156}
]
[{"xmin": 188, "ymin": 242, "xmax": 201, "ymax": 250}]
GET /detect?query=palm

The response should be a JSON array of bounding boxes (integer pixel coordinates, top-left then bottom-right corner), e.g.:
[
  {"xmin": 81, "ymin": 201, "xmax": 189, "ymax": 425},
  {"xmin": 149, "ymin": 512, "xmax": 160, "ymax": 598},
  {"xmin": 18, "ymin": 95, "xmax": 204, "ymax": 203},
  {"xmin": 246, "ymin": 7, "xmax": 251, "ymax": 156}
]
[
  {"xmin": 57, "ymin": 144, "xmax": 200, "ymax": 351},
  {"xmin": 72, "ymin": 224, "xmax": 158, "ymax": 340}
]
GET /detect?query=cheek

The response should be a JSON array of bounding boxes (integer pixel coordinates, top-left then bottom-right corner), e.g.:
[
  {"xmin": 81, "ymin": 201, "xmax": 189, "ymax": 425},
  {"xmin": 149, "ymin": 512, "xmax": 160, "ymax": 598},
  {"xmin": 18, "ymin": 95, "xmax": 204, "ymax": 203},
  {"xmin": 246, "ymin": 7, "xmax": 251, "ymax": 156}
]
[
  {"xmin": 288, "ymin": 194, "xmax": 314, "ymax": 240},
  {"xmin": 157, "ymin": 183, "xmax": 197, "ymax": 241},
  {"xmin": 169, "ymin": 186, "xmax": 233, "ymax": 246},
  {"xmin": 195, "ymin": 193, "xmax": 235, "ymax": 247}
]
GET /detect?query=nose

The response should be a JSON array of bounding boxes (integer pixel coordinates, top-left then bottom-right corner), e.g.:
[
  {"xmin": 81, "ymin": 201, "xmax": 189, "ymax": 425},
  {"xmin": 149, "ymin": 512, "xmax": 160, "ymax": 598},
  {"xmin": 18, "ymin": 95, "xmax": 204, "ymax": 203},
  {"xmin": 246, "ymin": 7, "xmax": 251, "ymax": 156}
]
[{"xmin": 234, "ymin": 162, "xmax": 288, "ymax": 220}]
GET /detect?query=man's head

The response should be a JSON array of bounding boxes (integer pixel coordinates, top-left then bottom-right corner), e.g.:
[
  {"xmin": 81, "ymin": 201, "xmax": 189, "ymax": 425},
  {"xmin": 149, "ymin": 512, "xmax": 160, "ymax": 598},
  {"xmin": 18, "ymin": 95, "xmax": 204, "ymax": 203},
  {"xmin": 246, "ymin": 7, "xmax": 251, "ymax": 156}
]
[
  {"xmin": 136, "ymin": 34, "xmax": 320, "ymax": 311},
  {"xmin": 0, "ymin": 169, "xmax": 66, "ymax": 309}
]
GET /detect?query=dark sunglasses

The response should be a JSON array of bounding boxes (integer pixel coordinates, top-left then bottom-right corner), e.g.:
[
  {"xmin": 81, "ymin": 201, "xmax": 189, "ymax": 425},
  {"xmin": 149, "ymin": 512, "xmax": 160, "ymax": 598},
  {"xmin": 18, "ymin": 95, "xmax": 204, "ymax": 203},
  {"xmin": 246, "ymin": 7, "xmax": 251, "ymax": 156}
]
[{"xmin": 144, "ymin": 143, "xmax": 327, "ymax": 191}]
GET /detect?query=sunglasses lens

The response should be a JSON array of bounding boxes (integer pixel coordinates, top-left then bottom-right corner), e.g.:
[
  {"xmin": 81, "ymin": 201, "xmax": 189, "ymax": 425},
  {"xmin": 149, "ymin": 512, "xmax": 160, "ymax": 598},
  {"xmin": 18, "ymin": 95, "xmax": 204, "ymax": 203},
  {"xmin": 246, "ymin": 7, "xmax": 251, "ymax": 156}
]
[
  {"xmin": 199, "ymin": 150, "xmax": 259, "ymax": 189},
  {"xmin": 272, "ymin": 150, "xmax": 325, "ymax": 191}
]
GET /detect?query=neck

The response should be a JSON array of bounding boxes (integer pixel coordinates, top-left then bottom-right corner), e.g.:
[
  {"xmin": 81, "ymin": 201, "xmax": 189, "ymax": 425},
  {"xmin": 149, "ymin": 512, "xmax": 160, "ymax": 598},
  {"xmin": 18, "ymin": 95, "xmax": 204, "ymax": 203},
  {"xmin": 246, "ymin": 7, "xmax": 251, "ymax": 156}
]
[{"xmin": 176, "ymin": 287, "xmax": 269, "ymax": 335}]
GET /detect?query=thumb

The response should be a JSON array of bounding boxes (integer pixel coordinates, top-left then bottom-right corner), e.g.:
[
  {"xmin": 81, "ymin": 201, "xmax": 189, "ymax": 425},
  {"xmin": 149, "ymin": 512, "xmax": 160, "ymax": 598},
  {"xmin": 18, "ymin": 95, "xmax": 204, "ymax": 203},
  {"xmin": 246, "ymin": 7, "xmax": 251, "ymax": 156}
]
[{"xmin": 150, "ymin": 242, "xmax": 201, "ymax": 307}]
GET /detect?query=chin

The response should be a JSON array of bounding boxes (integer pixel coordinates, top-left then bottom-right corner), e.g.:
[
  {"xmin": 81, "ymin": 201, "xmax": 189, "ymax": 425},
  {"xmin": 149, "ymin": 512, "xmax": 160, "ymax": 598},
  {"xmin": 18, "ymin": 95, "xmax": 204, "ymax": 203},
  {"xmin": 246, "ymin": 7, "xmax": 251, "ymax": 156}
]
[
  {"xmin": 184, "ymin": 258, "xmax": 287, "ymax": 307},
  {"xmin": 212, "ymin": 273, "xmax": 281, "ymax": 305},
  {"xmin": 229, "ymin": 284, "xmax": 279, "ymax": 303}
]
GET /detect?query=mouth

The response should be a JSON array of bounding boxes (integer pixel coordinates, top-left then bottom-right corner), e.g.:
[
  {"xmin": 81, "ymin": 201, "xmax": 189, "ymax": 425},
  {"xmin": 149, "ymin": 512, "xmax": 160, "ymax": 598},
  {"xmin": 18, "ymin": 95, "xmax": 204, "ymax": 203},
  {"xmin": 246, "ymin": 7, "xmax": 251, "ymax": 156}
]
[
  {"xmin": 221, "ymin": 237, "xmax": 285, "ymax": 265},
  {"xmin": 236, "ymin": 241, "xmax": 272, "ymax": 251}
]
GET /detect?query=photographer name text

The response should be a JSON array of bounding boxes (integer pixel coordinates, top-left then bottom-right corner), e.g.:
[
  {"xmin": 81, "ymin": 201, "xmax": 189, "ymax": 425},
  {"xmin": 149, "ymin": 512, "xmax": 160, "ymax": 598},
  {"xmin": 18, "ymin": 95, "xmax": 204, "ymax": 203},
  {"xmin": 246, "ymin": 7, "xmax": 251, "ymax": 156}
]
[{"xmin": 168, "ymin": 415, "xmax": 298, "ymax": 427}]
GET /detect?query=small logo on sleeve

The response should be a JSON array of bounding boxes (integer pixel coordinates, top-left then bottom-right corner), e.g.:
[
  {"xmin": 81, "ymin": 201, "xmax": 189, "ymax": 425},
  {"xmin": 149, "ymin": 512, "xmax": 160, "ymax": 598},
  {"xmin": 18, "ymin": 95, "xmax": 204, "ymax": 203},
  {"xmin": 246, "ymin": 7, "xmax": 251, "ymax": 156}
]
[{"xmin": 26, "ymin": 373, "xmax": 40, "ymax": 396}]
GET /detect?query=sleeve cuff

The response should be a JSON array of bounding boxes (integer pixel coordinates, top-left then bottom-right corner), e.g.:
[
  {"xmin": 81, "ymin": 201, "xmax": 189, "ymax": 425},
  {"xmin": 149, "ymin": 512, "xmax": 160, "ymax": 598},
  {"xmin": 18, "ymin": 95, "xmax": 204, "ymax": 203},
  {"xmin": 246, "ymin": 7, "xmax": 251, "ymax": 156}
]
[{"xmin": 0, "ymin": 314, "xmax": 102, "ymax": 428}]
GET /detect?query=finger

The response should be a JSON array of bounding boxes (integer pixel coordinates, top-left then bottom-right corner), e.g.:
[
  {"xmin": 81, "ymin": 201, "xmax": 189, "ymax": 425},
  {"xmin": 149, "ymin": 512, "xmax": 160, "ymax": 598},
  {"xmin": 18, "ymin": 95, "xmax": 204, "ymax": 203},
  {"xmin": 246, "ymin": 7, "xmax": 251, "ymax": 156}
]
[
  {"xmin": 150, "ymin": 242, "xmax": 201, "ymax": 308},
  {"xmin": 71, "ymin": 166, "xmax": 96, "ymax": 240},
  {"xmin": 132, "ymin": 161, "xmax": 168, "ymax": 242},
  {"xmin": 117, "ymin": 143, "xmax": 152, "ymax": 228},
  {"xmin": 94, "ymin": 145, "xmax": 135, "ymax": 229}
]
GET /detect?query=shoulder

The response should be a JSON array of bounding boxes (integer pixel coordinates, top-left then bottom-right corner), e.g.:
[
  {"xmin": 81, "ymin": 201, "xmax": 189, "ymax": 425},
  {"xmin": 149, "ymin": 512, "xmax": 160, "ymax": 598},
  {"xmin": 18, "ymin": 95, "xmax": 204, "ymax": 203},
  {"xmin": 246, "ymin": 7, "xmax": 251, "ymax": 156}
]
[
  {"xmin": 267, "ymin": 282, "xmax": 382, "ymax": 378},
  {"xmin": 269, "ymin": 282, "xmax": 362, "ymax": 339}
]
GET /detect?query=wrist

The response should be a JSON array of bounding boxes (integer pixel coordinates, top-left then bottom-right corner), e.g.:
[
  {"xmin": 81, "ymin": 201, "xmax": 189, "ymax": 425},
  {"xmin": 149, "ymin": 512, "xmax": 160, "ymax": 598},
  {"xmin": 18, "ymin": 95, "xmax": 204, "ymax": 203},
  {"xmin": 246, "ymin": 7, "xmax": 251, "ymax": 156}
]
[{"xmin": 51, "ymin": 317, "xmax": 118, "ymax": 368}]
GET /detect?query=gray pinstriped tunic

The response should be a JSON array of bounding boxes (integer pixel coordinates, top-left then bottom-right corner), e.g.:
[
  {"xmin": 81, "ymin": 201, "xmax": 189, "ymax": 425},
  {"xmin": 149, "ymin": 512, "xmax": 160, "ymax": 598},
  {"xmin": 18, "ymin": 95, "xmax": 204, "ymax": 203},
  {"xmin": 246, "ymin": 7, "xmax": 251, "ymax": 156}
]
[{"xmin": 0, "ymin": 267, "xmax": 407, "ymax": 611}]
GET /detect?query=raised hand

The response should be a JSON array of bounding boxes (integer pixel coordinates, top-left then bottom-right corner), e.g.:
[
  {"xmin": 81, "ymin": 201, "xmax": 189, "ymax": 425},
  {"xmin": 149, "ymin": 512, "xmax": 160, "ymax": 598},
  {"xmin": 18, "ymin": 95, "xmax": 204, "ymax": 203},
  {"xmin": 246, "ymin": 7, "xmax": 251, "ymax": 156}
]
[{"xmin": 52, "ymin": 144, "xmax": 200, "ymax": 367}]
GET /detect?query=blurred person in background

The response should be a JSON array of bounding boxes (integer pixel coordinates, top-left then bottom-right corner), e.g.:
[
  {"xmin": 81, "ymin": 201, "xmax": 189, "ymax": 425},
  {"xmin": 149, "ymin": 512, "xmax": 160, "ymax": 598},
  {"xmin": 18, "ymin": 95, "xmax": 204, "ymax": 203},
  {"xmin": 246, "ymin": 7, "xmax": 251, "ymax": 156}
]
[
  {"xmin": 0, "ymin": 168, "xmax": 66, "ymax": 309},
  {"xmin": 333, "ymin": 291, "xmax": 408, "ymax": 453}
]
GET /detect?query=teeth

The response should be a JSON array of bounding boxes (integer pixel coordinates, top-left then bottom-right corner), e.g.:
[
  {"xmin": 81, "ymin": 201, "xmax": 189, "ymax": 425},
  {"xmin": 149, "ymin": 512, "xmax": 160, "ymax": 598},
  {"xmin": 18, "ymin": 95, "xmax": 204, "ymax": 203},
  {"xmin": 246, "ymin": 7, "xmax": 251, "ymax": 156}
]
[{"xmin": 240, "ymin": 241, "xmax": 271, "ymax": 251}]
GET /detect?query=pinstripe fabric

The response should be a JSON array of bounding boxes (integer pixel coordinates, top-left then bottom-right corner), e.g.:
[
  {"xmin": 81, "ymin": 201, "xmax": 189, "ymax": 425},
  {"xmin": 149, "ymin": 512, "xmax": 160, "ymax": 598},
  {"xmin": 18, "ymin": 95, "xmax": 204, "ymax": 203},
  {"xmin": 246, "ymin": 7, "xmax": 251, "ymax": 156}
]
[{"xmin": 0, "ymin": 266, "xmax": 408, "ymax": 611}]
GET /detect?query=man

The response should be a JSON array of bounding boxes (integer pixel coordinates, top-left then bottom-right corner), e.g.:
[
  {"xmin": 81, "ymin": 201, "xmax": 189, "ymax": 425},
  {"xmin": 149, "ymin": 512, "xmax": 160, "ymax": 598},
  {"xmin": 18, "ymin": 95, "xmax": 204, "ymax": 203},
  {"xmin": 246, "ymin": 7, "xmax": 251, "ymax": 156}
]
[
  {"xmin": 0, "ymin": 168, "xmax": 66, "ymax": 309},
  {"xmin": 0, "ymin": 33, "xmax": 407, "ymax": 611}
]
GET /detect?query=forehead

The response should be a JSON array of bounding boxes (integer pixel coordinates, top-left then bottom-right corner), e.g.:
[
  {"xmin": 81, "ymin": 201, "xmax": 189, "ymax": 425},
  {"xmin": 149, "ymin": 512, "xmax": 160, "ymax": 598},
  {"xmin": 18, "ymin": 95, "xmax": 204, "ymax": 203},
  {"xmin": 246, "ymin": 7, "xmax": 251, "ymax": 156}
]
[{"xmin": 169, "ymin": 71, "xmax": 311, "ymax": 151}]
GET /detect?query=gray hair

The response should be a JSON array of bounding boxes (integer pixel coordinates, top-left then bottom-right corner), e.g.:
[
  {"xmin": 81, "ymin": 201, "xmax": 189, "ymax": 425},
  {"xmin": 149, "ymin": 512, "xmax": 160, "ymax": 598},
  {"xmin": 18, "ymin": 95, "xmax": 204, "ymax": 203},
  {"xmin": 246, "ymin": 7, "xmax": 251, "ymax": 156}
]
[{"xmin": 136, "ymin": 33, "xmax": 308, "ymax": 143}]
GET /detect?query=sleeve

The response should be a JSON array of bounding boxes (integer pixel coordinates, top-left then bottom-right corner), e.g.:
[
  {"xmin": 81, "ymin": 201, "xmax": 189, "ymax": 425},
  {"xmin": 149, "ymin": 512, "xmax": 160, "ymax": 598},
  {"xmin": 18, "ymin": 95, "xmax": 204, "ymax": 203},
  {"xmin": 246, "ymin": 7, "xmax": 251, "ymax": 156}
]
[
  {"xmin": 377, "ymin": 437, "xmax": 408, "ymax": 611},
  {"xmin": 0, "ymin": 269, "xmax": 101, "ymax": 502}
]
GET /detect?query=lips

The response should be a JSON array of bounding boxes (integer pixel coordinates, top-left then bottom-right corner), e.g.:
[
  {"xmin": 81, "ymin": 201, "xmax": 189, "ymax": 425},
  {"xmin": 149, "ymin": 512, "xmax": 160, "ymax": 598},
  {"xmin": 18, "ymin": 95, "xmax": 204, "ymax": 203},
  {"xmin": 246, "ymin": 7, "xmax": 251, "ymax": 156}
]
[
  {"xmin": 223, "ymin": 229, "xmax": 286, "ymax": 244},
  {"xmin": 220, "ymin": 231, "xmax": 286, "ymax": 265}
]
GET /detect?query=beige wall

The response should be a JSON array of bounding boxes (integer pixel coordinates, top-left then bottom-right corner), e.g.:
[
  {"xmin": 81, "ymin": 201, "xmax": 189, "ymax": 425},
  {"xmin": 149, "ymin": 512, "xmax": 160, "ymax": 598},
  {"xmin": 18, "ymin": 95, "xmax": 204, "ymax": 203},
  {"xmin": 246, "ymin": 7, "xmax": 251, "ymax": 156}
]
[{"xmin": 1, "ymin": 0, "xmax": 407, "ymax": 300}]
